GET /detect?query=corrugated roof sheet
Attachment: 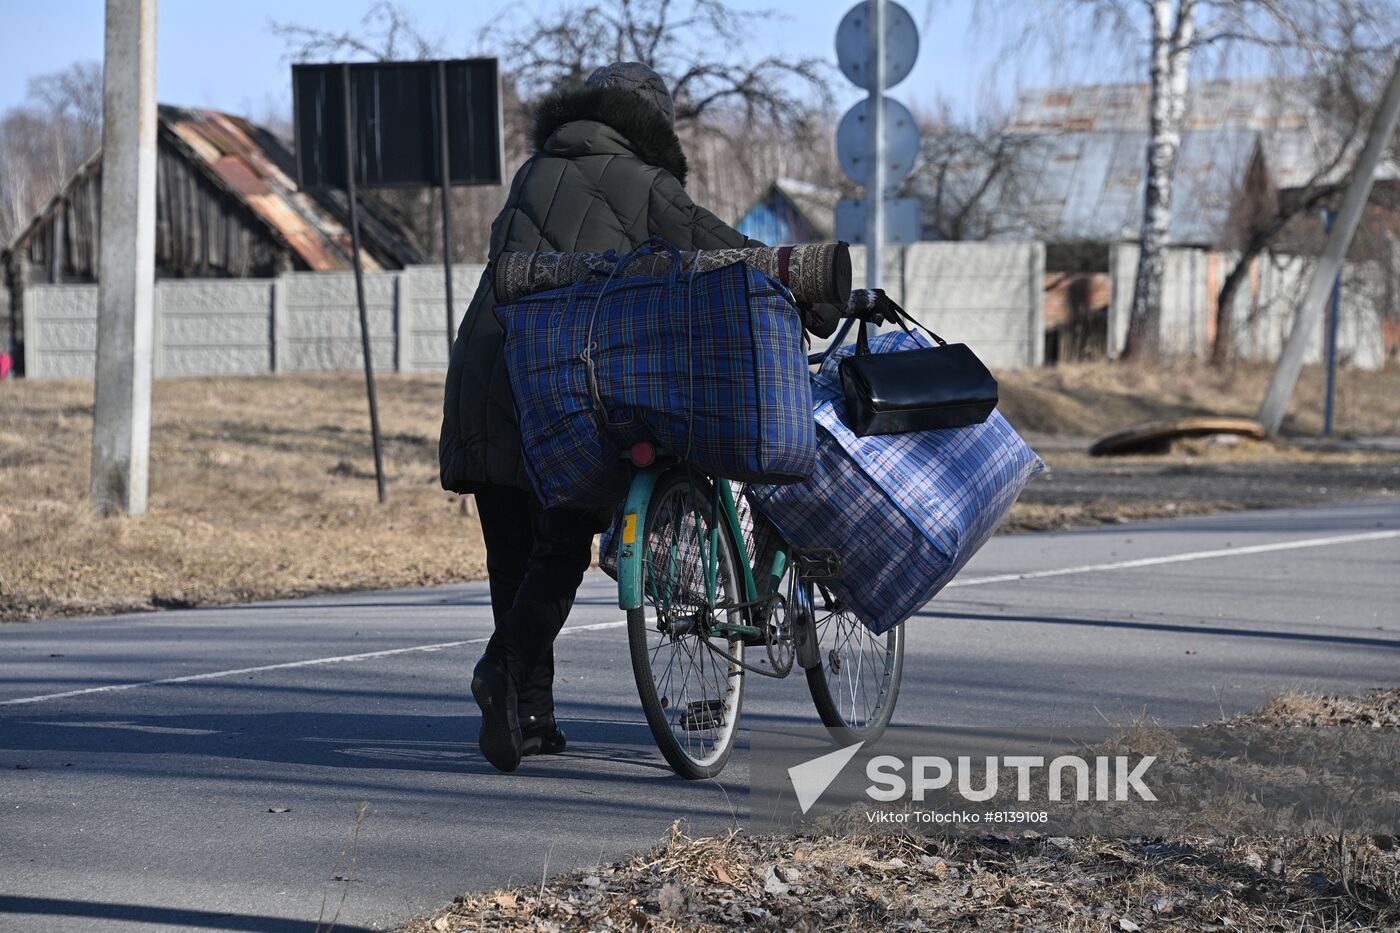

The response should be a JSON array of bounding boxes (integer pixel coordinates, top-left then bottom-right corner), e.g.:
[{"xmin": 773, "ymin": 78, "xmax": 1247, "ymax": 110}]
[
  {"xmin": 159, "ymin": 106, "xmax": 419, "ymax": 271},
  {"xmin": 1007, "ymin": 78, "xmax": 1398, "ymax": 188},
  {"xmin": 908, "ymin": 125, "xmax": 1260, "ymax": 246},
  {"xmin": 3, "ymin": 106, "xmax": 420, "ymax": 271}
]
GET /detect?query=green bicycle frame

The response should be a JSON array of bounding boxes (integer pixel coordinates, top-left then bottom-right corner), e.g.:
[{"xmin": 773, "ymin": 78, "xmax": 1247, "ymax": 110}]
[{"xmin": 617, "ymin": 465, "xmax": 788, "ymax": 641}]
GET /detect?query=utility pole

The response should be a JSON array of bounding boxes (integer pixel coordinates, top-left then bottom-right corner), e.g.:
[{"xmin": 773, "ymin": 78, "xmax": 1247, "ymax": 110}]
[
  {"xmin": 1258, "ymin": 54, "xmax": 1400, "ymax": 435},
  {"xmin": 91, "ymin": 0, "xmax": 158, "ymax": 516}
]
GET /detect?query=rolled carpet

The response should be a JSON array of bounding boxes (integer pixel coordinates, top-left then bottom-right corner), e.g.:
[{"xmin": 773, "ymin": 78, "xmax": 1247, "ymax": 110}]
[{"xmin": 493, "ymin": 242, "xmax": 852, "ymax": 309}]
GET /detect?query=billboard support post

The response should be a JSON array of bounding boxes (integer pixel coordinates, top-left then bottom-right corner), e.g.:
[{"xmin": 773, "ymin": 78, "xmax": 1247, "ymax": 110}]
[
  {"xmin": 437, "ymin": 60, "xmax": 456, "ymax": 353},
  {"xmin": 293, "ymin": 59, "xmax": 501, "ymax": 500},
  {"xmin": 341, "ymin": 63, "xmax": 388, "ymax": 504}
]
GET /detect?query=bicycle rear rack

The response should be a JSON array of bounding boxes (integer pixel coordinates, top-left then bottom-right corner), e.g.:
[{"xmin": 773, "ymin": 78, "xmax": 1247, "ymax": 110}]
[{"xmin": 792, "ymin": 548, "xmax": 841, "ymax": 580}]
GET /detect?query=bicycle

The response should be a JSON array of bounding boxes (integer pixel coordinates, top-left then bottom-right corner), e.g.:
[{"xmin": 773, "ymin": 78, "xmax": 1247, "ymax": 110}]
[{"xmin": 611, "ymin": 302, "xmax": 905, "ymax": 779}]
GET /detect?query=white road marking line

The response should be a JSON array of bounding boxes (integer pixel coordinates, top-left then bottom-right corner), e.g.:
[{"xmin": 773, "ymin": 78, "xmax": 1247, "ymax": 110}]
[
  {"xmin": 0, "ymin": 619, "xmax": 628, "ymax": 708},
  {"xmin": 947, "ymin": 528, "xmax": 1400, "ymax": 588},
  {"xmin": 3, "ymin": 528, "xmax": 1395, "ymax": 708}
]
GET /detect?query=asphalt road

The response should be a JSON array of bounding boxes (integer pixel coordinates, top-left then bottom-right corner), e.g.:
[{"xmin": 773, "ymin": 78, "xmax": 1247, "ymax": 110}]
[{"xmin": 2, "ymin": 501, "xmax": 1398, "ymax": 932}]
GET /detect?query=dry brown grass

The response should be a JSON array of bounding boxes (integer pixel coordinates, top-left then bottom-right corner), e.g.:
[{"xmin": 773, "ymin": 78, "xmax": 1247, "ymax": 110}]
[
  {"xmin": 996, "ymin": 360, "xmax": 1400, "ymax": 439},
  {"xmin": 406, "ymin": 689, "xmax": 1400, "ymax": 933},
  {"xmin": 0, "ymin": 373, "xmax": 486, "ymax": 622},
  {"xmin": 2, "ymin": 362, "xmax": 1396, "ymax": 623}
]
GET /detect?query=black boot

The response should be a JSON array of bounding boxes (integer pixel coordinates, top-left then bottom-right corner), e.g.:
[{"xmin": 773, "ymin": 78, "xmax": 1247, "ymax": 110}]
[
  {"xmin": 471, "ymin": 655, "xmax": 522, "ymax": 773},
  {"xmin": 520, "ymin": 713, "xmax": 567, "ymax": 756}
]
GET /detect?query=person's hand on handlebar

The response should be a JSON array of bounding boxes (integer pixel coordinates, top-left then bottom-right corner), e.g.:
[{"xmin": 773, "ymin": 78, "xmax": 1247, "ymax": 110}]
[{"xmin": 801, "ymin": 289, "xmax": 899, "ymax": 339}]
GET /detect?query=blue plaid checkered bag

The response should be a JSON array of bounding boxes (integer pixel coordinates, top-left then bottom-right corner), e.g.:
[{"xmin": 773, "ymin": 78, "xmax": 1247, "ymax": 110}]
[
  {"xmin": 748, "ymin": 330, "xmax": 1043, "ymax": 634},
  {"xmin": 495, "ymin": 239, "xmax": 816, "ymax": 509}
]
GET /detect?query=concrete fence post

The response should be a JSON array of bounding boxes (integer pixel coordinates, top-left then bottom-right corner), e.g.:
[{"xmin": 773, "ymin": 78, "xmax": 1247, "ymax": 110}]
[
  {"xmin": 20, "ymin": 261, "xmax": 35, "ymax": 378},
  {"xmin": 270, "ymin": 274, "xmax": 287, "ymax": 373},
  {"xmin": 1028, "ymin": 242, "xmax": 1046, "ymax": 367},
  {"xmin": 151, "ymin": 282, "xmax": 165, "ymax": 378},
  {"xmin": 394, "ymin": 271, "xmax": 409, "ymax": 373}
]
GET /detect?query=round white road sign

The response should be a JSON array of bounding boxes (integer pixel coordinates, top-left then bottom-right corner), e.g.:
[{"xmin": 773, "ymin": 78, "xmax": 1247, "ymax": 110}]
[{"xmin": 835, "ymin": 0, "xmax": 920, "ymax": 91}]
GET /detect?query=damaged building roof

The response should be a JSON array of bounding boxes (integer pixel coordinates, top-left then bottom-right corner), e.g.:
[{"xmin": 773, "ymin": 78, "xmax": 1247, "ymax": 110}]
[{"xmin": 3, "ymin": 105, "xmax": 420, "ymax": 282}]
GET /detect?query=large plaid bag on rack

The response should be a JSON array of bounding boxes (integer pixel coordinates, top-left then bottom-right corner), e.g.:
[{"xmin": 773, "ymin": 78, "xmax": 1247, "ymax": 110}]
[
  {"xmin": 494, "ymin": 238, "xmax": 815, "ymax": 509},
  {"xmin": 748, "ymin": 330, "xmax": 1044, "ymax": 635}
]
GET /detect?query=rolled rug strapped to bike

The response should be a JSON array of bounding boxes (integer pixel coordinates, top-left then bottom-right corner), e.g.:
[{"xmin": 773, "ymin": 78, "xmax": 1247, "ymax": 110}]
[
  {"xmin": 493, "ymin": 242, "xmax": 852, "ymax": 309},
  {"xmin": 494, "ymin": 237, "xmax": 816, "ymax": 509},
  {"xmin": 748, "ymin": 331, "xmax": 1043, "ymax": 635}
]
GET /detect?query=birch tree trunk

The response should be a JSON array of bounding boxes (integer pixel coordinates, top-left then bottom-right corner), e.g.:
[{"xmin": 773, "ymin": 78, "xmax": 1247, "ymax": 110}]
[{"xmin": 1122, "ymin": 0, "xmax": 1196, "ymax": 360}]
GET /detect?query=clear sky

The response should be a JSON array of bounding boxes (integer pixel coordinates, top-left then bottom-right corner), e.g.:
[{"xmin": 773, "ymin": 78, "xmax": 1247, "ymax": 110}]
[{"xmin": 0, "ymin": 0, "xmax": 1135, "ymax": 123}]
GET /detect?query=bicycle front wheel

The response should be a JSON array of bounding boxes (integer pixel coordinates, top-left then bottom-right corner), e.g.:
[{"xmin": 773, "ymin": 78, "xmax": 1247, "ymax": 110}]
[
  {"xmin": 628, "ymin": 469, "xmax": 746, "ymax": 779},
  {"xmin": 804, "ymin": 582, "xmax": 903, "ymax": 745}
]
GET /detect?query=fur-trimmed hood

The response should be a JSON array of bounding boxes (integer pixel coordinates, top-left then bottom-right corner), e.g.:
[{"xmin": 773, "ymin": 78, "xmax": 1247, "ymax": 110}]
[{"xmin": 531, "ymin": 85, "xmax": 688, "ymax": 186}]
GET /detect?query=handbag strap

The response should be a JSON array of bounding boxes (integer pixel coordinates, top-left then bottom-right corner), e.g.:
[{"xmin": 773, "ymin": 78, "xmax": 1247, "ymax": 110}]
[{"xmin": 851, "ymin": 290, "xmax": 949, "ymax": 355}]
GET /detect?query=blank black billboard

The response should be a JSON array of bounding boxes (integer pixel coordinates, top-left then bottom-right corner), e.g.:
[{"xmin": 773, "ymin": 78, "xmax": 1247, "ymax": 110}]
[{"xmin": 293, "ymin": 59, "xmax": 502, "ymax": 190}]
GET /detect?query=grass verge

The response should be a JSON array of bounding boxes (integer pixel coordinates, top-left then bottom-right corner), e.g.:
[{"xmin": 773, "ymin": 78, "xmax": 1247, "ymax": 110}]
[
  {"xmin": 407, "ymin": 689, "xmax": 1400, "ymax": 933},
  {"xmin": 2, "ymin": 362, "xmax": 1395, "ymax": 622}
]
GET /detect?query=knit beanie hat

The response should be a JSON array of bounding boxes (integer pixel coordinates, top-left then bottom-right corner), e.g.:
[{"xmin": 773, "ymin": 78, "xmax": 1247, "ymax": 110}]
[{"xmin": 585, "ymin": 61, "xmax": 676, "ymax": 127}]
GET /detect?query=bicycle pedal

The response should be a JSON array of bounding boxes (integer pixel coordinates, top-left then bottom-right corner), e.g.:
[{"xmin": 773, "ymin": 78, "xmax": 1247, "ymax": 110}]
[
  {"xmin": 680, "ymin": 698, "xmax": 725, "ymax": 731},
  {"xmin": 793, "ymin": 548, "xmax": 841, "ymax": 580}
]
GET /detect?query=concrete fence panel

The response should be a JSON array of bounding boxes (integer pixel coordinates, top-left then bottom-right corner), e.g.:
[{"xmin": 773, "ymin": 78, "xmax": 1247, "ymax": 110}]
[
  {"xmin": 901, "ymin": 242, "xmax": 1045, "ymax": 369},
  {"xmin": 401, "ymin": 264, "xmax": 488, "ymax": 372},
  {"xmin": 26, "ymin": 284, "xmax": 99, "ymax": 378},
  {"xmin": 156, "ymin": 279, "xmax": 274, "ymax": 377},
  {"xmin": 281, "ymin": 272, "xmax": 397, "ymax": 373},
  {"xmin": 1108, "ymin": 244, "xmax": 1384, "ymax": 369},
  {"xmin": 847, "ymin": 245, "xmax": 906, "ymax": 306}
]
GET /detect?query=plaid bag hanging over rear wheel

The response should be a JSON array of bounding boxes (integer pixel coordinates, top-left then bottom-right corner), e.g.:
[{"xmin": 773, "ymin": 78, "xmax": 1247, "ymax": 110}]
[{"xmin": 749, "ymin": 330, "xmax": 1043, "ymax": 635}]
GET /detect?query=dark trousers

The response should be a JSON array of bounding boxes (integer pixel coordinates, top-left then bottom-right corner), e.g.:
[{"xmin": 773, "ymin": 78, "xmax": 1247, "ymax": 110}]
[{"xmin": 474, "ymin": 484, "xmax": 599, "ymax": 716}]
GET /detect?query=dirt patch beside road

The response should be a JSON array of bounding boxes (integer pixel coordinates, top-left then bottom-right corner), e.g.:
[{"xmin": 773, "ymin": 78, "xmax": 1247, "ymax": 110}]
[{"xmin": 1009, "ymin": 441, "xmax": 1400, "ymax": 531}]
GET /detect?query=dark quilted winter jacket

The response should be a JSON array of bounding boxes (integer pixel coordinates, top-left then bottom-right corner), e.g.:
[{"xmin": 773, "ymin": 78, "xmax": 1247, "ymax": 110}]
[{"xmin": 440, "ymin": 85, "xmax": 760, "ymax": 494}]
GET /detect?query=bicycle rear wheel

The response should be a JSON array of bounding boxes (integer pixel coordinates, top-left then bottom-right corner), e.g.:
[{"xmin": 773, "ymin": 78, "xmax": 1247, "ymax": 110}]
[
  {"xmin": 804, "ymin": 582, "xmax": 903, "ymax": 745},
  {"xmin": 628, "ymin": 469, "xmax": 746, "ymax": 779}
]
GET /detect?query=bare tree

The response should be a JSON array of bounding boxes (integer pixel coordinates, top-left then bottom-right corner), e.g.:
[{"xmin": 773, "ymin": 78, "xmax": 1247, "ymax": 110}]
[
  {"xmin": 273, "ymin": 0, "xmax": 835, "ymax": 258},
  {"xmin": 0, "ymin": 61, "xmax": 104, "ymax": 248},
  {"xmin": 271, "ymin": 1, "xmax": 443, "ymax": 62},
  {"xmin": 1126, "ymin": 0, "xmax": 1197, "ymax": 361},
  {"xmin": 1211, "ymin": 21, "xmax": 1400, "ymax": 364},
  {"xmin": 497, "ymin": 0, "xmax": 830, "ymax": 131},
  {"xmin": 908, "ymin": 104, "xmax": 1043, "ymax": 242}
]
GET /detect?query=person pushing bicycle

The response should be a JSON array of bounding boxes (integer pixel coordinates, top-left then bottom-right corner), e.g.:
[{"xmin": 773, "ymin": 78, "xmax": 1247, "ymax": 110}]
[{"xmin": 440, "ymin": 62, "xmax": 761, "ymax": 773}]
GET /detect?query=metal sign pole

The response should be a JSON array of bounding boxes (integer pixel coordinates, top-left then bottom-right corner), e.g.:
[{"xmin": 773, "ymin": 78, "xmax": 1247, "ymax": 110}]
[
  {"xmin": 437, "ymin": 60, "xmax": 456, "ymax": 354},
  {"xmin": 867, "ymin": 0, "xmax": 886, "ymax": 294},
  {"xmin": 341, "ymin": 64, "xmax": 388, "ymax": 504},
  {"xmin": 1322, "ymin": 209, "xmax": 1341, "ymax": 437}
]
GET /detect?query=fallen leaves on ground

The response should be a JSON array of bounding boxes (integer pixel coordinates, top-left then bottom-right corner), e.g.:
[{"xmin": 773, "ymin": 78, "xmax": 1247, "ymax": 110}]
[{"xmin": 406, "ymin": 689, "xmax": 1400, "ymax": 933}]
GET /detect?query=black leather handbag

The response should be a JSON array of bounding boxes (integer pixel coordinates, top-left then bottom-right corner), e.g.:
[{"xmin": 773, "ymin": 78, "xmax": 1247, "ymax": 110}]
[{"xmin": 838, "ymin": 294, "xmax": 999, "ymax": 437}]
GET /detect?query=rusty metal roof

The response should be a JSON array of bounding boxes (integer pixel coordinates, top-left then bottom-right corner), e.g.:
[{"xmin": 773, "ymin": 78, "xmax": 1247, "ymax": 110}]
[
  {"xmin": 3, "ymin": 106, "xmax": 420, "ymax": 272},
  {"xmin": 159, "ymin": 106, "xmax": 419, "ymax": 271}
]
